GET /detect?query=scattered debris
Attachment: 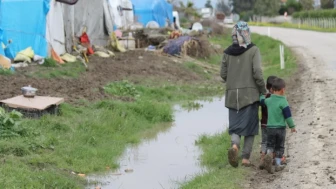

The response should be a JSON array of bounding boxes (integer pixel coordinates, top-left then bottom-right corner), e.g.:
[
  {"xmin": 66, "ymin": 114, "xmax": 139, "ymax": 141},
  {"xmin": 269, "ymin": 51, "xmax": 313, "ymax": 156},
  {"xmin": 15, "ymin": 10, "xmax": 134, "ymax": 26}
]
[{"xmin": 125, "ymin": 168, "xmax": 134, "ymax": 173}]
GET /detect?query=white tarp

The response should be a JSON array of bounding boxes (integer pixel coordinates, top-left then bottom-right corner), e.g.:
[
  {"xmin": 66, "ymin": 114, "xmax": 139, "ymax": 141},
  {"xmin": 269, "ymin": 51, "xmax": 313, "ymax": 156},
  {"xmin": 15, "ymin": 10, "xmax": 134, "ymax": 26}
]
[
  {"xmin": 46, "ymin": 0, "xmax": 66, "ymax": 55},
  {"xmin": 62, "ymin": 0, "xmax": 113, "ymax": 52},
  {"xmin": 109, "ymin": 0, "xmax": 134, "ymax": 29}
]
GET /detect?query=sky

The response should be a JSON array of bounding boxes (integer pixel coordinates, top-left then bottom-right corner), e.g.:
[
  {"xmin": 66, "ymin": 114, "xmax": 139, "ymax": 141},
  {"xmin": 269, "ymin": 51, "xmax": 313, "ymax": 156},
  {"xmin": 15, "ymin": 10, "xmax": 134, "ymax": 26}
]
[
  {"xmin": 181, "ymin": 0, "xmax": 228, "ymax": 8},
  {"xmin": 181, "ymin": 0, "xmax": 214, "ymax": 8}
]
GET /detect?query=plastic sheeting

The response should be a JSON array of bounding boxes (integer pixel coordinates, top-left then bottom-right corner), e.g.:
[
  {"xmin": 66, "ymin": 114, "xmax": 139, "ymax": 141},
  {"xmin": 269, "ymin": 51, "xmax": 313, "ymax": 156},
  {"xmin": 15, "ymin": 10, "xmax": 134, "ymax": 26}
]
[
  {"xmin": 62, "ymin": 0, "xmax": 111, "ymax": 52},
  {"xmin": 131, "ymin": 0, "xmax": 173, "ymax": 28},
  {"xmin": 46, "ymin": 0, "xmax": 66, "ymax": 56},
  {"xmin": 0, "ymin": 0, "xmax": 50, "ymax": 58},
  {"xmin": 163, "ymin": 36, "xmax": 192, "ymax": 56},
  {"xmin": 109, "ymin": 0, "xmax": 134, "ymax": 29}
]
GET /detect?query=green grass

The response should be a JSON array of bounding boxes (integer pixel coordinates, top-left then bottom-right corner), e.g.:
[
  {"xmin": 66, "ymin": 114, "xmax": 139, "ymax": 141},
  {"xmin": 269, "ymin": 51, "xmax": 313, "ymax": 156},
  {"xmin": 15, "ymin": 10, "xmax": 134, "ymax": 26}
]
[
  {"xmin": 26, "ymin": 61, "xmax": 85, "ymax": 78},
  {"xmin": 182, "ymin": 33, "xmax": 297, "ymax": 188},
  {"xmin": 249, "ymin": 21, "xmax": 336, "ymax": 33},
  {"xmin": 0, "ymin": 80, "xmax": 223, "ymax": 188},
  {"xmin": 0, "ymin": 68, "xmax": 14, "ymax": 75},
  {"xmin": 104, "ymin": 80, "xmax": 223, "ymax": 102},
  {"xmin": 181, "ymin": 132, "xmax": 246, "ymax": 189},
  {"xmin": 183, "ymin": 62, "xmax": 211, "ymax": 79}
]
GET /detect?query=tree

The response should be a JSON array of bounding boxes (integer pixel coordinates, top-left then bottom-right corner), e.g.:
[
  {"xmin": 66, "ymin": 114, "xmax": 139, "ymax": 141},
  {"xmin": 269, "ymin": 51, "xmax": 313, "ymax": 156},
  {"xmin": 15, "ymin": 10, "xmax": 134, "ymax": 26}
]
[
  {"xmin": 232, "ymin": 0, "xmax": 255, "ymax": 13},
  {"xmin": 299, "ymin": 0, "xmax": 314, "ymax": 10},
  {"xmin": 179, "ymin": 1, "xmax": 201, "ymax": 20},
  {"xmin": 216, "ymin": 0, "xmax": 232, "ymax": 16},
  {"xmin": 254, "ymin": 0, "xmax": 281, "ymax": 16},
  {"xmin": 205, "ymin": 0, "xmax": 213, "ymax": 8},
  {"xmin": 321, "ymin": 0, "xmax": 334, "ymax": 9}
]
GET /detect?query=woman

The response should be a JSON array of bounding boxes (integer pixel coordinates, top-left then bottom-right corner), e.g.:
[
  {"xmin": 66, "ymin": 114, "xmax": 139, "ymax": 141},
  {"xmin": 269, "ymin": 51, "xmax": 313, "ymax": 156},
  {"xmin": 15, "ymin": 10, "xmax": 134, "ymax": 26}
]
[{"xmin": 220, "ymin": 21, "xmax": 266, "ymax": 167}]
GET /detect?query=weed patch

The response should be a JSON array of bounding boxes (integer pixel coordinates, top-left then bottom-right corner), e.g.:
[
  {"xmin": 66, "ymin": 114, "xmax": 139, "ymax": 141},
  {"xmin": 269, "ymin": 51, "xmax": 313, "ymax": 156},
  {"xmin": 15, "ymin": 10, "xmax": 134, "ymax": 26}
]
[
  {"xmin": 27, "ymin": 61, "xmax": 85, "ymax": 78},
  {"xmin": 0, "ymin": 68, "xmax": 14, "ymax": 75}
]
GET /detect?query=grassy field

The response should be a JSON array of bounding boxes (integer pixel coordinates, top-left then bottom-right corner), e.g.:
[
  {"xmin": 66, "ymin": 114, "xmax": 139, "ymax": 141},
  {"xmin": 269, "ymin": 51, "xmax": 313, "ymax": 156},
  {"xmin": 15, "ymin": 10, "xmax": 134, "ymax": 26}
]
[
  {"xmin": 0, "ymin": 80, "xmax": 222, "ymax": 188},
  {"xmin": 181, "ymin": 33, "xmax": 297, "ymax": 189},
  {"xmin": 248, "ymin": 21, "xmax": 336, "ymax": 33}
]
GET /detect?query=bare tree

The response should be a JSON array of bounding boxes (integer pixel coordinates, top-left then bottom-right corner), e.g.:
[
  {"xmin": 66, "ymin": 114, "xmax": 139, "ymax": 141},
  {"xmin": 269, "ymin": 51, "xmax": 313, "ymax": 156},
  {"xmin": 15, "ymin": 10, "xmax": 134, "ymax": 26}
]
[{"xmin": 216, "ymin": 0, "xmax": 231, "ymax": 16}]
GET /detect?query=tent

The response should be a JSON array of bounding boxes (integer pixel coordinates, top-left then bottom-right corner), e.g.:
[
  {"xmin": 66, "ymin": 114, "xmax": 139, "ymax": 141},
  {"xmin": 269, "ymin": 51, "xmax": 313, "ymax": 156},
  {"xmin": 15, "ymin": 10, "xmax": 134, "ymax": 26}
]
[
  {"xmin": 131, "ymin": 0, "xmax": 173, "ymax": 28},
  {"xmin": 47, "ymin": 0, "xmax": 66, "ymax": 56},
  {"xmin": 0, "ymin": 0, "xmax": 115, "ymax": 58},
  {"xmin": 108, "ymin": 0, "xmax": 134, "ymax": 30},
  {"xmin": 62, "ymin": 0, "xmax": 114, "ymax": 53},
  {"xmin": 0, "ymin": 0, "xmax": 50, "ymax": 58}
]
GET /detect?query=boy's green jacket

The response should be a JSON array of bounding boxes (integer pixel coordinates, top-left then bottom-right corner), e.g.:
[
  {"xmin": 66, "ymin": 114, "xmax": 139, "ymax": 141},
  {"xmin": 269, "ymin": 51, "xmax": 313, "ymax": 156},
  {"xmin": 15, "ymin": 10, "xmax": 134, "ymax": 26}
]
[{"xmin": 260, "ymin": 94, "xmax": 295, "ymax": 128}]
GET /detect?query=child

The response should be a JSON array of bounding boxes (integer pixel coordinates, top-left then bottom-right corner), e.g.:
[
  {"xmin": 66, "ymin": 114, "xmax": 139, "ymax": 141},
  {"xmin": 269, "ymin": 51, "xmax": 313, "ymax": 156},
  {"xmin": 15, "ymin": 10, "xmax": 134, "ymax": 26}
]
[
  {"xmin": 260, "ymin": 78, "xmax": 296, "ymax": 173},
  {"xmin": 259, "ymin": 76, "xmax": 277, "ymax": 169}
]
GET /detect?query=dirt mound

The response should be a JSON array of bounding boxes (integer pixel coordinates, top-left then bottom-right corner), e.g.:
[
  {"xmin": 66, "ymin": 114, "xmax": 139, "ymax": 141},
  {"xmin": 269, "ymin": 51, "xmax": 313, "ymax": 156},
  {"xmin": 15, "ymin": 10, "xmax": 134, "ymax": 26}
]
[{"xmin": 0, "ymin": 51, "xmax": 200, "ymax": 103}]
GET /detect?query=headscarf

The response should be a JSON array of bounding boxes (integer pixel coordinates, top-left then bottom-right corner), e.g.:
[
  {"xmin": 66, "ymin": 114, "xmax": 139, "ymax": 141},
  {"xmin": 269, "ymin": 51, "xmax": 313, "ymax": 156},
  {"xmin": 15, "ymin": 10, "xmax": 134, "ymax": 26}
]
[
  {"xmin": 224, "ymin": 21, "xmax": 254, "ymax": 56},
  {"xmin": 232, "ymin": 21, "xmax": 251, "ymax": 48}
]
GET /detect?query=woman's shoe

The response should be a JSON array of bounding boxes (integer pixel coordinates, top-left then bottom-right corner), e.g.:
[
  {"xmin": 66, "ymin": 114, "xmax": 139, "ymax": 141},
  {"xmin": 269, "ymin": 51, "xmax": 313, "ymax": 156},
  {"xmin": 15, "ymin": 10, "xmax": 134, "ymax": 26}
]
[{"xmin": 228, "ymin": 147, "xmax": 239, "ymax": 168}]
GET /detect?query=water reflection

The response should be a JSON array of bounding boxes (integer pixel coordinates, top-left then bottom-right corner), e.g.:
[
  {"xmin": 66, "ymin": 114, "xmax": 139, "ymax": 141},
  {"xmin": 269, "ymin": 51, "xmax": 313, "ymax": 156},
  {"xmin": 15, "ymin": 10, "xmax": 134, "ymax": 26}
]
[{"xmin": 87, "ymin": 97, "xmax": 228, "ymax": 189}]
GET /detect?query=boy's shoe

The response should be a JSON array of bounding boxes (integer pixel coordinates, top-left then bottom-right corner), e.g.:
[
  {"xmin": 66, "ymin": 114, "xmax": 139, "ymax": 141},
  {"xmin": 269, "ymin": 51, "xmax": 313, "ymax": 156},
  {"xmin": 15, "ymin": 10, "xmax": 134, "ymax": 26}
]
[
  {"xmin": 281, "ymin": 156, "xmax": 287, "ymax": 165},
  {"xmin": 264, "ymin": 153, "xmax": 274, "ymax": 174},
  {"xmin": 275, "ymin": 165, "xmax": 286, "ymax": 172},
  {"xmin": 228, "ymin": 147, "xmax": 239, "ymax": 168}
]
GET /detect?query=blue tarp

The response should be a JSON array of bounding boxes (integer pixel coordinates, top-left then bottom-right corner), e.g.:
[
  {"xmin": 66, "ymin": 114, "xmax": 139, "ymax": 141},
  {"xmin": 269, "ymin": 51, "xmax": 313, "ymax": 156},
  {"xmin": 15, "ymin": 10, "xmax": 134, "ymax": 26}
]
[
  {"xmin": 131, "ymin": 0, "xmax": 173, "ymax": 28},
  {"xmin": 0, "ymin": 0, "xmax": 50, "ymax": 58}
]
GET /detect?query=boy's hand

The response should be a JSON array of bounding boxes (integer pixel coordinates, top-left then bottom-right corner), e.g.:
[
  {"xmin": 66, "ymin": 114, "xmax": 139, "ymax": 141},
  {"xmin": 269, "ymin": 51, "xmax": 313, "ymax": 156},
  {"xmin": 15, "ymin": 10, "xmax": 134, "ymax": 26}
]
[{"xmin": 291, "ymin": 128, "xmax": 297, "ymax": 133}]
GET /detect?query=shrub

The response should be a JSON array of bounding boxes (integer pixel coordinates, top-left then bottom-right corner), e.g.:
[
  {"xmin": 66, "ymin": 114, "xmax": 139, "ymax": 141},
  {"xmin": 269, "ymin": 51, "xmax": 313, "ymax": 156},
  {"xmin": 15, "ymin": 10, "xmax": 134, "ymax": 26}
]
[
  {"xmin": 0, "ymin": 108, "xmax": 25, "ymax": 138},
  {"xmin": 293, "ymin": 9, "xmax": 336, "ymax": 18}
]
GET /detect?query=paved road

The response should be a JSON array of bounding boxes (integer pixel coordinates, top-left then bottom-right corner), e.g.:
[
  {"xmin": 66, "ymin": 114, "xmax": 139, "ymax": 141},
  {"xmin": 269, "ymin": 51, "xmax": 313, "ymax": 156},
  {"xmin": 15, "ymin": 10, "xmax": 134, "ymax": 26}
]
[
  {"xmin": 251, "ymin": 26, "xmax": 336, "ymax": 68},
  {"xmin": 248, "ymin": 27, "xmax": 336, "ymax": 189}
]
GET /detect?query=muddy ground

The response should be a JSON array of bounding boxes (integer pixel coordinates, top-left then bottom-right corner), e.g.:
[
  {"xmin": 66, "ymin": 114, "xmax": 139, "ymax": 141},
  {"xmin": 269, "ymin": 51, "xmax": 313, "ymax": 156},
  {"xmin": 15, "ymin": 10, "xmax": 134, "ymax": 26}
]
[
  {"xmin": 246, "ymin": 27, "xmax": 336, "ymax": 189},
  {"xmin": 0, "ymin": 50, "xmax": 203, "ymax": 103}
]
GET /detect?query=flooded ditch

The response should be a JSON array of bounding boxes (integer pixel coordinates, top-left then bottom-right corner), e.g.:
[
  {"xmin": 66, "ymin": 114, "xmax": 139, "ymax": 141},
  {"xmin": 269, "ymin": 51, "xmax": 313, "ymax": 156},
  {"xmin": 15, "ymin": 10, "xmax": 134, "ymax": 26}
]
[{"xmin": 87, "ymin": 97, "xmax": 228, "ymax": 189}]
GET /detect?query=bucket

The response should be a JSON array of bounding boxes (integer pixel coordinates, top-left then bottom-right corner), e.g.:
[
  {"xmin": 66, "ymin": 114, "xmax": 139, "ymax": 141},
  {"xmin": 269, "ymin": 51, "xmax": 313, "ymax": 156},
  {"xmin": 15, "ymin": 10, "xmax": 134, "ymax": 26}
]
[{"xmin": 120, "ymin": 38, "xmax": 135, "ymax": 50}]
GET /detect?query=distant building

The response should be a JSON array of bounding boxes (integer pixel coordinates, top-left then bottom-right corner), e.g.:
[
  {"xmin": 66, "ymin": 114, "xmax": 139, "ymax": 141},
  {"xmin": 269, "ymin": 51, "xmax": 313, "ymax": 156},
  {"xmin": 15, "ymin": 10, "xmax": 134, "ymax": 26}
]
[{"xmin": 200, "ymin": 8, "xmax": 214, "ymax": 19}]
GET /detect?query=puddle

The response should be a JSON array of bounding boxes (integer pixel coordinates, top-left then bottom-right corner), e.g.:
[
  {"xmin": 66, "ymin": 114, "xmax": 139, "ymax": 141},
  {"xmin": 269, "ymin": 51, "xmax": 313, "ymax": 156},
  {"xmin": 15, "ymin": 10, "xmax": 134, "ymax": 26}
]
[{"xmin": 87, "ymin": 97, "xmax": 228, "ymax": 189}]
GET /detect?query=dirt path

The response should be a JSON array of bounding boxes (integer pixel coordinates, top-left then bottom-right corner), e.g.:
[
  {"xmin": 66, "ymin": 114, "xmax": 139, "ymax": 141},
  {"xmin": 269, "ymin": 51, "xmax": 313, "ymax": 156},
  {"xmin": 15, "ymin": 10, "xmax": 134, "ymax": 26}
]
[{"xmin": 247, "ymin": 27, "xmax": 336, "ymax": 189}]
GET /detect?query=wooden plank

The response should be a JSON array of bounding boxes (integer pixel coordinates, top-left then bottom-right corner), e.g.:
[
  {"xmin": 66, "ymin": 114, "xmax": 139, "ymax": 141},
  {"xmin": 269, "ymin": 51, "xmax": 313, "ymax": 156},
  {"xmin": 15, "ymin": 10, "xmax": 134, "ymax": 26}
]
[{"xmin": 1, "ymin": 95, "xmax": 64, "ymax": 110}]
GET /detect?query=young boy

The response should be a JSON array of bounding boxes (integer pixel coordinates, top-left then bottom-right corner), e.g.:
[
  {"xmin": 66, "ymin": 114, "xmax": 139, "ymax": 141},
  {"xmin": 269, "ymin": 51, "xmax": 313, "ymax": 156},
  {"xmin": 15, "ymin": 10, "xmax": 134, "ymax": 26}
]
[
  {"xmin": 260, "ymin": 78, "xmax": 296, "ymax": 173},
  {"xmin": 259, "ymin": 76, "xmax": 277, "ymax": 169}
]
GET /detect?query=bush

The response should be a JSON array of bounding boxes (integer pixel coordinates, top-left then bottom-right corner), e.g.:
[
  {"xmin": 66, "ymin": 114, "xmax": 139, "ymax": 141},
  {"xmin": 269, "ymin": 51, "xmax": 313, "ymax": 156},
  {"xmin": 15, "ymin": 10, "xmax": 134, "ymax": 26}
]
[
  {"xmin": 293, "ymin": 9, "xmax": 336, "ymax": 18},
  {"xmin": 0, "ymin": 108, "xmax": 25, "ymax": 138}
]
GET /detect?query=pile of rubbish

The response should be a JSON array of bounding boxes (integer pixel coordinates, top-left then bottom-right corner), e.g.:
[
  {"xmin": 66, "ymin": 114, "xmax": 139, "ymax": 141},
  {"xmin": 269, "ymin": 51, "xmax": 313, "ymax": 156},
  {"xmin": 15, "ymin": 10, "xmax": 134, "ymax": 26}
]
[
  {"xmin": 0, "ymin": 29, "xmax": 129, "ymax": 72},
  {"xmin": 0, "ymin": 21, "xmax": 219, "ymax": 73}
]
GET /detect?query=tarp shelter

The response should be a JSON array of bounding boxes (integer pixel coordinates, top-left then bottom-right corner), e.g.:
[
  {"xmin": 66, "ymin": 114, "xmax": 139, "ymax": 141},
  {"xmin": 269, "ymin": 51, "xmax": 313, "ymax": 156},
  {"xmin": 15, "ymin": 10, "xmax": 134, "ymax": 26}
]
[
  {"xmin": 62, "ymin": 0, "xmax": 114, "ymax": 52},
  {"xmin": 0, "ymin": 0, "xmax": 50, "ymax": 58},
  {"xmin": 131, "ymin": 0, "xmax": 173, "ymax": 28},
  {"xmin": 108, "ymin": 0, "xmax": 134, "ymax": 29}
]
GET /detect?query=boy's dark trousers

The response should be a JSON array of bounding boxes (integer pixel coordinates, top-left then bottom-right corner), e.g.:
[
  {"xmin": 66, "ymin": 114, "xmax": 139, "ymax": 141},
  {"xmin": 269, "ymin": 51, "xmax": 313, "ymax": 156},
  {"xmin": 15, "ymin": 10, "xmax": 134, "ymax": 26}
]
[{"xmin": 266, "ymin": 128, "xmax": 286, "ymax": 158}]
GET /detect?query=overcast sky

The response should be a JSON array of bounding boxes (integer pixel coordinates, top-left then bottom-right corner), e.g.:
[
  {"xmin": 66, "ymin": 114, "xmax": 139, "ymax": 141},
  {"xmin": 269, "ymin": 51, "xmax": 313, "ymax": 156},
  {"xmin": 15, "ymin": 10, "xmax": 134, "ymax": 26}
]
[
  {"xmin": 180, "ymin": 0, "xmax": 228, "ymax": 8},
  {"xmin": 181, "ymin": 0, "xmax": 213, "ymax": 8}
]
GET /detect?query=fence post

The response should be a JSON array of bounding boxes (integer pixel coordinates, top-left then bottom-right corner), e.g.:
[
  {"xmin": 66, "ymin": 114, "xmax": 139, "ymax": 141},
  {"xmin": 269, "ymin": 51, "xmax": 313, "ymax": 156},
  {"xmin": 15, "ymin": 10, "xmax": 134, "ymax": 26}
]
[{"xmin": 280, "ymin": 44, "xmax": 285, "ymax": 70}]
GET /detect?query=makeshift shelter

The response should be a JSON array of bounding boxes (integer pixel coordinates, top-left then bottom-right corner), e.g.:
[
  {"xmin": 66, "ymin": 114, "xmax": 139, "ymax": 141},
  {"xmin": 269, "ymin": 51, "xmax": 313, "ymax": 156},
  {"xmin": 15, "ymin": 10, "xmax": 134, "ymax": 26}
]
[
  {"xmin": 131, "ymin": 0, "xmax": 173, "ymax": 28},
  {"xmin": 62, "ymin": 0, "xmax": 114, "ymax": 52},
  {"xmin": 47, "ymin": 0, "xmax": 66, "ymax": 56},
  {"xmin": 0, "ymin": 0, "xmax": 50, "ymax": 58},
  {"xmin": 109, "ymin": 0, "xmax": 134, "ymax": 29}
]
